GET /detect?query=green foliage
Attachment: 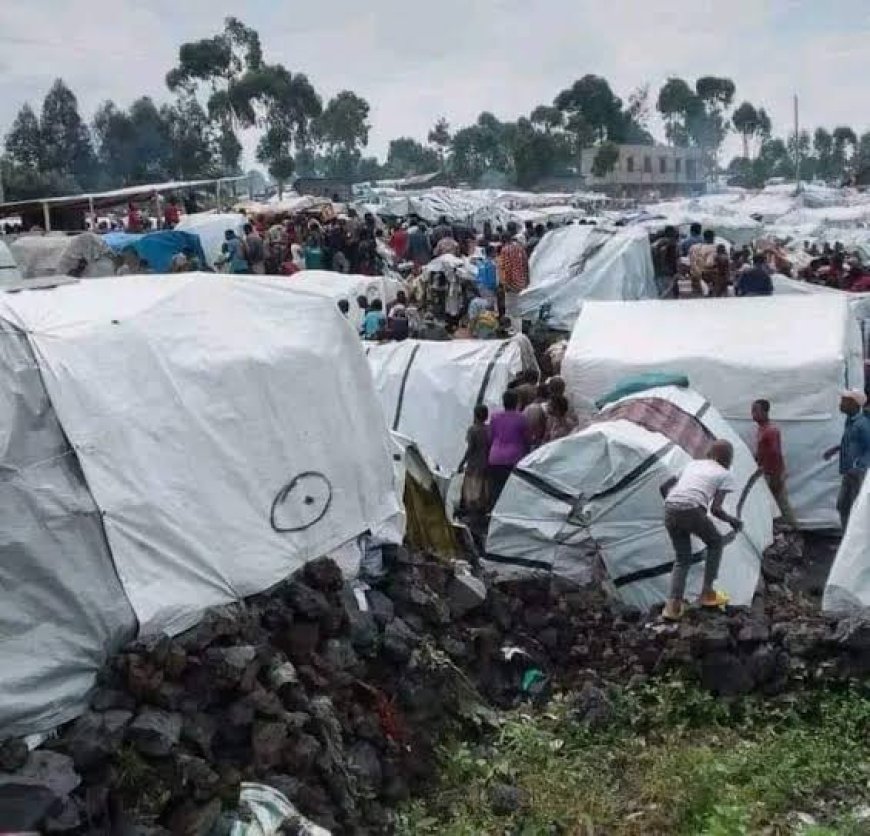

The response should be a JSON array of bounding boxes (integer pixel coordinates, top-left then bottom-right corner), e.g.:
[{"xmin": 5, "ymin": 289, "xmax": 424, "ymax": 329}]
[
  {"xmin": 428, "ymin": 117, "xmax": 451, "ymax": 162},
  {"xmin": 386, "ymin": 136, "xmax": 440, "ymax": 178},
  {"xmin": 399, "ymin": 682, "xmax": 870, "ymax": 836},
  {"xmin": 591, "ymin": 141, "xmax": 620, "ymax": 178}
]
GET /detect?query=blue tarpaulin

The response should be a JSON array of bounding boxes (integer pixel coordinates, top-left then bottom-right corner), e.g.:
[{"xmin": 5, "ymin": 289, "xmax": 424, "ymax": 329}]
[{"xmin": 102, "ymin": 230, "xmax": 208, "ymax": 274}]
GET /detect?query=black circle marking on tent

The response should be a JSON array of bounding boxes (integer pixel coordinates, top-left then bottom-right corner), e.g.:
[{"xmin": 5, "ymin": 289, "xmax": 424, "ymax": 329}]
[{"xmin": 270, "ymin": 471, "xmax": 333, "ymax": 533}]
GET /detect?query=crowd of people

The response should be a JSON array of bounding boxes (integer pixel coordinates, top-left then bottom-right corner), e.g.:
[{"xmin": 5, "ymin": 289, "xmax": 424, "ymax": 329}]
[
  {"xmin": 456, "ymin": 371, "xmax": 584, "ymax": 541},
  {"xmin": 455, "ymin": 360, "xmax": 870, "ymax": 618},
  {"xmin": 651, "ymin": 221, "xmax": 870, "ymax": 299}
]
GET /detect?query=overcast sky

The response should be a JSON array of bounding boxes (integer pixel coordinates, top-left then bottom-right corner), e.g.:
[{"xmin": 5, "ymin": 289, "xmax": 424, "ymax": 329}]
[{"xmin": 1, "ymin": 0, "xmax": 868, "ymax": 169}]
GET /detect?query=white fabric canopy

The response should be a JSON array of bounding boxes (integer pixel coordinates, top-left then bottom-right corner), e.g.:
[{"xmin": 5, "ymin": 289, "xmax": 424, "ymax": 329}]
[
  {"xmin": 175, "ymin": 212, "xmax": 246, "ymax": 268},
  {"xmin": 0, "ymin": 240, "xmax": 22, "ymax": 285},
  {"xmin": 8, "ymin": 233, "xmax": 73, "ymax": 278},
  {"xmin": 517, "ymin": 225, "xmax": 657, "ymax": 330},
  {"xmin": 485, "ymin": 385, "xmax": 771, "ymax": 610},
  {"xmin": 562, "ymin": 297, "xmax": 865, "ymax": 529},
  {"xmin": 824, "ymin": 475, "xmax": 870, "ymax": 614},
  {"xmin": 291, "ymin": 270, "xmax": 403, "ymax": 331},
  {"xmin": 366, "ymin": 336, "xmax": 537, "ymax": 476},
  {"xmin": 0, "ymin": 274, "xmax": 401, "ymax": 636}
]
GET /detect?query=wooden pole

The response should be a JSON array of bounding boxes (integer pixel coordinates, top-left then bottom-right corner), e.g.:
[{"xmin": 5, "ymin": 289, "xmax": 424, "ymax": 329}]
[{"xmin": 794, "ymin": 94, "xmax": 801, "ymax": 191}]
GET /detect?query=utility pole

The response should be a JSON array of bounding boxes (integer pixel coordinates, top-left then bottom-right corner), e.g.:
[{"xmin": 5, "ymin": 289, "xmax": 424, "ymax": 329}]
[{"xmin": 794, "ymin": 94, "xmax": 801, "ymax": 192}]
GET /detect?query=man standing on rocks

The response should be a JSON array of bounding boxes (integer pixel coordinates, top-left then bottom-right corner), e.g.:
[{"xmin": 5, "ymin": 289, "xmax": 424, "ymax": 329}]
[
  {"xmin": 662, "ymin": 440, "xmax": 743, "ymax": 621},
  {"xmin": 824, "ymin": 390, "xmax": 870, "ymax": 530},
  {"xmin": 751, "ymin": 399, "xmax": 798, "ymax": 529}
]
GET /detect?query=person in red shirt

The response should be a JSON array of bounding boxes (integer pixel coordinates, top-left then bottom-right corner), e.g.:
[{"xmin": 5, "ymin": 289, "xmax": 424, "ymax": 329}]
[
  {"xmin": 752, "ymin": 399, "xmax": 797, "ymax": 528},
  {"xmin": 126, "ymin": 202, "xmax": 142, "ymax": 233},
  {"xmin": 163, "ymin": 197, "xmax": 181, "ymax": 229},
  {"xmin": 389, "ymin": 223, "xmax": 409, "ymax": 261}
]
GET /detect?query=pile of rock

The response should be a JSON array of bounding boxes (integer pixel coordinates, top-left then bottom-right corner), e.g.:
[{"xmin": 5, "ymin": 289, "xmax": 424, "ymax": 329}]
[{"xmin": 1, "ymin": 540, "xmax": 867, "ymax": 833}]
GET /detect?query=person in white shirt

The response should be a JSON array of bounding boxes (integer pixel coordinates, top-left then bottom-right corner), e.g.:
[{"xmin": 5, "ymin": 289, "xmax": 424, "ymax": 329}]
[{"xmin": 661, "ymin": 440, "xmax": 743, "ymax": 621}]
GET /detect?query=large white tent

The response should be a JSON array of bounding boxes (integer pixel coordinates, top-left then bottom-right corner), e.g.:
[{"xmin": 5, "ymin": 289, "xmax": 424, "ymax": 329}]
[
  {"xmin": 366, "ymin": 336, "xmax": 537, "ymax": 476},
  {"xmin": 823, "ymin": 476, "xmax": 870, "ymax": 614},
  {"xmin": 772, "ymin": 275, "xmax": 870, "ymax": 359},
  {"xmin": 0, "ymin": 274, "xmax": 401, "ymax": 736},
  {"xmin": 562, "ymin": 297, "xmax": 865, "ymax": 529},
  {"xmin": 485, "ymin": 385, "xmax": 772, "ymax": 610},
  {"xmin": 517, "ymin": 225, "xmax": 657, "ymax": 330}
]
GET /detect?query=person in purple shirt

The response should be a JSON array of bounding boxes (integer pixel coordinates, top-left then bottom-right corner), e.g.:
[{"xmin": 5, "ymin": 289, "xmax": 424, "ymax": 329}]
[{"xmin": 488, "ymin": 389, "xmax": 531, "ymax": 507}]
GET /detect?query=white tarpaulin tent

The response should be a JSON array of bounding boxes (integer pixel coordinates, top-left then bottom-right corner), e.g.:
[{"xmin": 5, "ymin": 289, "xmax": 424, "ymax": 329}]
[
  {"xmin": 823, "ymin": 476, "xmax": 870, "ymax": 614},
  {"xmin": 291, "ymin": 270, "xmax": 404, "ymax": 331},
  {"xmin": 175, "ymin": 211, "xmax": 246, "ymax": 268},
  {"xmin": 563, "ymin": 297, "xmax": 865, "ymax": 529},
  {"xmin": 366, "ymin": 336, "xmax": 538, "ymax": 475},
  {"xmin": 0, "ymin": 274, "xmax": 401, "ymax": 736},
  {"xmin": 8, "ymin": 233, "xmax": 74, "ymax": 278},
  {"xmin": 485, "ymin": 385, "xmax": 772, "ymax": 610},
  {"xmin": 8, "ymin": 232, "xmax": 117, "ymax": 279},
  {"xmin": 0, "ymin": 240, "xmax": 22, "ymax": 285},
  {"xmin": 771, "ymin": 275, "xmax": 870, "ymax": 359},
  {"xmin": 517, "ymin": 225, "xmax": 657, "ymax": 330}
]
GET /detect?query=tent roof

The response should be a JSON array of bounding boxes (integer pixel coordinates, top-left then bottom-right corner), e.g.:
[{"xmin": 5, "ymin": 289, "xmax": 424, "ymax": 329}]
[{"xmin": 0, "ymin": 177, "xmax": 246, "ymax": 217}]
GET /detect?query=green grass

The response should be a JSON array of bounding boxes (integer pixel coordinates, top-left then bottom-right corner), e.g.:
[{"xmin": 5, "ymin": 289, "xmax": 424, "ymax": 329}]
[{"xmin": 397, "ymin": 680, "xmax": 870, "ymax": 836}]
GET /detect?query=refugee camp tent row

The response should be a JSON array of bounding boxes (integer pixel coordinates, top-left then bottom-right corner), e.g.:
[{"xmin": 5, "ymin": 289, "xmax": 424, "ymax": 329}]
[
  {"xmin": 366, "ymin": 336, "xmax": 538, "ymax": 476},
  {"xmin": 485, "ymin": 383, "xmax": 773, "ymax": 610},
  {"xmin": 823, "ymin": 475, "xmax": 870, "ymax": 614},
  {"xmin": 562, "ymin": 297, "xmax": 865, "ymax": 529},
  {"xmin": 0, "ymin": 274, "xmax": 402, "ymax": 737},
  {"xmin": 517, "ymin": 225, "xmax": 658, "ymax": 330}
]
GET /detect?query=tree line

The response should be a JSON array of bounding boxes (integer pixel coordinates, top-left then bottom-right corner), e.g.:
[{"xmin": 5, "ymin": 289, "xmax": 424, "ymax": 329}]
[{"xmin": 2, "ymin": 16, "xmax": 870, "ymax": 201}]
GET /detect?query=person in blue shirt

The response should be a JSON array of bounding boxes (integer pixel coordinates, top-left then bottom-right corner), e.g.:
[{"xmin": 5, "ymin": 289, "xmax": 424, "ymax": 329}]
[
  {"xmin": 824, "ymin": 390, "xmax": 870, "ymax": 529},
  {"xmin": 476, "ymin": 244, "xmax": 498, "ymax": 299},
  {"xmin": 735, "ymin": 254, "xmax": 773, "ymax": 296},
  {"xmin": 222, "ymin": 230, "xmax": 249, "ymax": 274},
  {"xmin": 680, "ymin": 222, "xmax": 704, "ymax": 257},
  {"xmin": 361, "ymin": 298, "xmax": 386, "ymax": 340}
]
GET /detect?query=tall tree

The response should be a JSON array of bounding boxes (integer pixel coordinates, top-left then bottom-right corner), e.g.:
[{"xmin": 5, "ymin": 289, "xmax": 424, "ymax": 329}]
[
  {"xmin": 161, "ymin": 96, "xmax": 220, "ymax": 180},
  {"xmin": 732, "ymin": 102, "xmax": 759, "ymax": 160},
  {"xmin": 255, "ymin": 67, "xmax": 322, "ymax": 187},
  {"xmin": 166, "ymin": 17, "xmax": 266, "ymax": 173},
  {"xmin": 385, "ymin": 137, "xmax": 439, "ymax": 178},
  {"xmin": 813, "ymin": 128, "xmax": 834, "ymax": 181},
  {"xmin": 529, "ymin": 106, "xmax": 563, "ymax": 133},
  {"xmin": 427, "ymin": 117, "xmax": 451, "ymax": 166},
  {"xmin": 853, "ymin": 132, "xmax": 870, "ymax": 186},
  {"xmin": 40, "ymin": 79, "xmax": 97, "ymax": 189},
  {"xmin": 657, "ymin": 78, "xmax": 699, "ymax": 147},
  {"xmin": 4, "ymin": 104, "xmax": 41, "ymax": 170},
  {"xmin": 831, "ymin": 126, "xmax": 858, "ymax": 182},
  {"xmin": 692, "ymin": 76, "xmax": 735, "ymax": 165},
  {"xmin": 314, "ymin": 90, "xmax": 370, "ymax": 178},
  {"xmin": 554, "ymin": 75, "xmax": 625, "ymax": 145}
]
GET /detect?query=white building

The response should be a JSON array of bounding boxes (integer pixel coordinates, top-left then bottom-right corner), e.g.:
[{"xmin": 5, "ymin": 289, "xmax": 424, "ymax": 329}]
[{"xmin": 580, "ymin": 144, "xmax": 706, "ymax": 197}]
